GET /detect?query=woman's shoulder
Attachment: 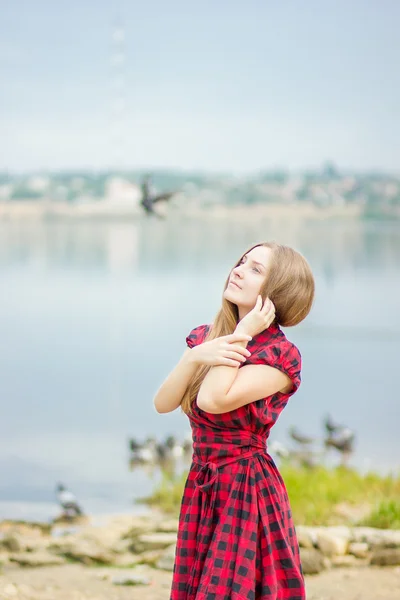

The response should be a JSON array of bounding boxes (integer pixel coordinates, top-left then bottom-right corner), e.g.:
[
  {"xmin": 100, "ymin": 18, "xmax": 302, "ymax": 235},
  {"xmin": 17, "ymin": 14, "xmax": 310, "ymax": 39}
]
[
  {"xmin": 185, "ymin": 323, "xmax": 212, "ymax": 348},
  {"xmin": 252, "ymin": 324, "xmax": 301, "ymax": 365},
  {"xmin": 249, "ymin": 326, "xmax": 302, "ymax": 394}
]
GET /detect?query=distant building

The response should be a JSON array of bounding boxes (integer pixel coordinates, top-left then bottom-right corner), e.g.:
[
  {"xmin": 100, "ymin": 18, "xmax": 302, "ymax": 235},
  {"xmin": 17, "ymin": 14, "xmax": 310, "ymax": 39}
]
[{"xmin": 105, "ymin": 177, "xmax": 141, "ymax": 204}]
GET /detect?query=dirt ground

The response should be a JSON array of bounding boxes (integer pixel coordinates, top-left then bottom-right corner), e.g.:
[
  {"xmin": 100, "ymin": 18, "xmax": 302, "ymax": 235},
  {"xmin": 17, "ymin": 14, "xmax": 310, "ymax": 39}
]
[{"xmin": 1, "ymin": 564, "xmax": 400, "ymax": 600}]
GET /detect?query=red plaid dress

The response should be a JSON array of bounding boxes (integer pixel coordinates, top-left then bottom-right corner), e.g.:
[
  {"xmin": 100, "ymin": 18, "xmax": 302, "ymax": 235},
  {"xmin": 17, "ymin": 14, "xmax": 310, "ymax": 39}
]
[{"xmin": 170, "ymin": 323, "xmax": 305, "ymax": 600}]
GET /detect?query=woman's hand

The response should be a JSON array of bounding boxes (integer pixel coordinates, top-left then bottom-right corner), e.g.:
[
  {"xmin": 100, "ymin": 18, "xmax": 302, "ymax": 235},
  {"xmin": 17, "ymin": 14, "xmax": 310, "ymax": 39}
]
[
  {"xmin": 190, "ymin": 333, "xmax": 252, "ymax": 368},
  {"xmin": 235, "ymin": 295, "xmax": 276, "ymax": 338}
]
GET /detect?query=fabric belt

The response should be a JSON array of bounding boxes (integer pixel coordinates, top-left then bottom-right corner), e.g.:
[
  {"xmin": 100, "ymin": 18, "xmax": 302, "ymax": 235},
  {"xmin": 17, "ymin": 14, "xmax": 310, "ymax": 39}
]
[{"xmin": 193, "ymin": 444, "xmax": 267, "ymax": 494}]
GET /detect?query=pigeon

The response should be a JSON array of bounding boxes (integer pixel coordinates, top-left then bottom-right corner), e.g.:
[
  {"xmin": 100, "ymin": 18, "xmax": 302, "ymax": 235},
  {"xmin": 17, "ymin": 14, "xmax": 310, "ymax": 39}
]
[
  {"xmin": 56, "ymin": 483, "xmax": 83, "ymax": 517},
  {"xmin": 140, "ymin": 175, "xmax": 176, "ymax": 217},
  {"xmin": 288, "ymin": 426, "xmax": 315, "ymax": 445}
]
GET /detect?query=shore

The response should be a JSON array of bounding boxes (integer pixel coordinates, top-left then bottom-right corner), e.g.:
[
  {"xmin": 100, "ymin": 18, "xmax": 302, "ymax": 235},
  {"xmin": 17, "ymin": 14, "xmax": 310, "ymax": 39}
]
[
  {"xmin": 0, "ymin": 199, "xmax": 375, "ymax": 222},
  {"xmin": 1, "ymin": 562, "xmax": 400, "ymax": 600},
  {"xmin": 1, "ymin": 512, "xmax": 400, "ymax": 600}
]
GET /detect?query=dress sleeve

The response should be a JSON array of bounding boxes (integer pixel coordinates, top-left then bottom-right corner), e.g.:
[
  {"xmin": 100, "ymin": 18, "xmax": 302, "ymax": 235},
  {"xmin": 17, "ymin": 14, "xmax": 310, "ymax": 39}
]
[
  {"xmin": 185, "ymin": 324, "xmax": 209, "ymax": 348},
  {"xmin": 250, "ymin": 341, "xmax": 302, "ymax": 396},
  {"xmin": 247, "ymin": 341, "xmax": 302, "ymax": 428}
]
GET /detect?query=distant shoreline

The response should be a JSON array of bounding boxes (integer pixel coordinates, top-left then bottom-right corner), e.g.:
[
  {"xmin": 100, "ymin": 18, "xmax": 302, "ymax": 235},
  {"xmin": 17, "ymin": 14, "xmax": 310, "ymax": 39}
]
[{"xmin": 0, "ymin": 200, "xmax": 397, "ymax": 221}]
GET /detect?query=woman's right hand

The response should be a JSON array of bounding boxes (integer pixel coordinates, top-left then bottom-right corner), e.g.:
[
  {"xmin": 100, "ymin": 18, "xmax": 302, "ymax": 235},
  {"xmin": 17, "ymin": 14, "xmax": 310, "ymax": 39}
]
[{"xmin": 190, "ymin": 333, "xmax": 252, "ymax": 367}]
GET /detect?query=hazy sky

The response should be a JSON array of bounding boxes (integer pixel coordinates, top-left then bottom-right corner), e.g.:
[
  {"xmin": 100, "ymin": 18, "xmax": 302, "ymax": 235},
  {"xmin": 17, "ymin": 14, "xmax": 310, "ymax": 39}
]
[{"xmin": 1, "ymin": 0, "xmax": 400, "ymax": 173}]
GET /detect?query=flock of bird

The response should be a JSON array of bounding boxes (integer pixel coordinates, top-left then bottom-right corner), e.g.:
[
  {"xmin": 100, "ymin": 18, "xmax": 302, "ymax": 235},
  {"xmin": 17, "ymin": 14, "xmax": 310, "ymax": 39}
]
[{"xmin": 54, "ymin": 415, "xmax": 355, "ymax": 521}]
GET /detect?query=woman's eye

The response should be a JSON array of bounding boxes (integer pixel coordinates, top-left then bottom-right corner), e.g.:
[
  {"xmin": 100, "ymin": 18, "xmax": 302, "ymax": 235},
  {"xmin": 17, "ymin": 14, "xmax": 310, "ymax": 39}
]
[{"xmin": 253, "ymin": 267, "xmax": 260, "ymax": 273}]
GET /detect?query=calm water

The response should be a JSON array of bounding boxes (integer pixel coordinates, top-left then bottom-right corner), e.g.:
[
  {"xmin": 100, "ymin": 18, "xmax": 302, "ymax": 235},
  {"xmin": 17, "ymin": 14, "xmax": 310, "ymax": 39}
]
[{"xmin": 0, "ymin": 216, "xmax": 399, "ymax": 521}]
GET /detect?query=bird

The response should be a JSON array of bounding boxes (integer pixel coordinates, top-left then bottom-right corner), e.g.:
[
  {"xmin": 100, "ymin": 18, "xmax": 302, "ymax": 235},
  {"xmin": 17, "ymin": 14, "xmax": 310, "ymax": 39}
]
[
  {"xmin": 288, "ymin": 426, "xmax": 316, "ymax": 445},
  {"xmin": 324, "ymin": 414, "xmax": 347, "ymax": 436},
  {"xmin": 323, "ymin": 415, "xmax": 356, "ymax": 466},
  {"xmin": 140, "ymin": 175, "xmax": 177, "ymax": 217},
  {"xmin": 324, "ymin": 427, "xmax": 355, "ymax": 461},
  {"xmin": 55, "ymin": 483, "xmax": 84, "ymax": 518}
]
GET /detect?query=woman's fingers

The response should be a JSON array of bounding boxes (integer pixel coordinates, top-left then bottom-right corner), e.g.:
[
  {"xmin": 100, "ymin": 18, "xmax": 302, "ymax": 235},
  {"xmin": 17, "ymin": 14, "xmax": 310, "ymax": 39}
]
[
  {"xmin": 225, "ymin": 333, "xmax": 252, "ymax": 342},
  {"xmin": 262, "ymin": 297, "xmax": 275, "ymax": 316},
  {"xmin": 224, "ymin": 350, "xmax": 248, "ymax": 363},
  {"xmin": 215, "ymin": 357, "xmax": 242, "ymax": 367},
  {"xmin": 225, "ymin": 343, "xmax": 251, "ymax": 357}
]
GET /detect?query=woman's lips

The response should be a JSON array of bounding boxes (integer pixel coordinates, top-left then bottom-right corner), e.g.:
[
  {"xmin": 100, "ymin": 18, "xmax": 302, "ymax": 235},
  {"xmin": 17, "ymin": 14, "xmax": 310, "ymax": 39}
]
[{"xmin": 229, "ymin": 281, "xmax": 241, "ymax": 289}]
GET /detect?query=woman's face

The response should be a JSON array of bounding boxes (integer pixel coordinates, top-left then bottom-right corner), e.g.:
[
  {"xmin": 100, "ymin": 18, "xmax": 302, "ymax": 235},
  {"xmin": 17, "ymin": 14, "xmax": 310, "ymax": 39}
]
[{"xmin": 223, "ymin": 246, "xmax": 272, "ymax": 317}]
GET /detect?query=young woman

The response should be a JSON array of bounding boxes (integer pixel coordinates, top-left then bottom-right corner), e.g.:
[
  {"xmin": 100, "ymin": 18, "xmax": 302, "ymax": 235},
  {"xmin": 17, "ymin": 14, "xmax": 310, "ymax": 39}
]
[{"xmin": 154, "ymin": 242, "xmax": 315, "ymax": 600}]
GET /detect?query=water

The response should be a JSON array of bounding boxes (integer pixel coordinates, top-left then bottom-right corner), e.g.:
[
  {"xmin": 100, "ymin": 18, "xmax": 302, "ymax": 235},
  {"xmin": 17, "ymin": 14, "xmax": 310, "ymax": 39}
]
[{"xmin": 0, "ymin": 216, "xmax": 399, "ymax": 521}]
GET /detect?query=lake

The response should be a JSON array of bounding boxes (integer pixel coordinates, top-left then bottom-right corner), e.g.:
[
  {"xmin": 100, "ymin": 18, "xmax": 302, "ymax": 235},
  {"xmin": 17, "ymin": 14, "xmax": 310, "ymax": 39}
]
[{"xmin": 0, "ymin": 215, "xmax": 399, "ymax": 521}]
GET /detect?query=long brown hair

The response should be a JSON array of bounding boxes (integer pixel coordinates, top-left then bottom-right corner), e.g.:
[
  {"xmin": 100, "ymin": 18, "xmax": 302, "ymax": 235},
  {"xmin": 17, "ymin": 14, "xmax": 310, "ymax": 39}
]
[{"xmin": 180, "ymin": 242, "xmax": 315, "ymax": 415}]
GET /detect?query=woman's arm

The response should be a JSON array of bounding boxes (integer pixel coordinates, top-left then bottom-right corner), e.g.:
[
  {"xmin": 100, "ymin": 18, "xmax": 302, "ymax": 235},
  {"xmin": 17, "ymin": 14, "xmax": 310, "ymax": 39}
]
[
  {"xmin": 153, "ymin": 349, "xmax": 199, "ymax": 414},
  {"xmin": 153, "ymin": 331, "xmax": 252, "ymax": 414}
]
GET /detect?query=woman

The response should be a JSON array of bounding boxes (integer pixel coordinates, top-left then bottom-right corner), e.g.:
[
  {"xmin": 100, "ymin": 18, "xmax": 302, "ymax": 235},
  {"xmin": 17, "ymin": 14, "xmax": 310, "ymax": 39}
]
[{"xmin": 154, "ymin": 242, "xmax": 315, "ymax": 600}]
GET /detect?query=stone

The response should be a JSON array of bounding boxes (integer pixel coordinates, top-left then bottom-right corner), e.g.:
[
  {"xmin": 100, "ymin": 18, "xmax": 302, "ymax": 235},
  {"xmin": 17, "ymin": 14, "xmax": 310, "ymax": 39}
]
[
  {"xmin": 156, "ymin": 543, "xmax": 177, "ymax": 571},
  {"xmin": 316, "ymin": 530, "xmax": 349, "ymax": 556},
  {"xmin": 122, "ymin": 518, "xmax": 160, "ymax": 539},
  {"xmin": 370, "ymin": 548, "xmax": 400, "ymax": 566},
  {"xmin": 49, "ymin": 538, "xmax": 114, "ymax": 565},
  {"xmin": 3, "ymin": 583, "xmax": 18, "ymax": 596},
  {"xmin": 299, "ymin": 548, "xmax": 327, "ymax": 575},
  {"xmin": 348, "ymin": 542, "xmax": 370, "ymax": 558},
  {"xmin": 138, "ymin": 549, "xmax": 165, "ymax": 565},
  {"xmin": 350, "ymin": 527, "xmax": 400, "ymax": 549},
  {"xmin": 156, "ymin": 519, "xmax": 179, "ymax": 533},
  {"xmin": 331, "ymin": 555, "xmax": 368, "ymax": 568},
  {"xmin": 9, "ymin": 551, "xmax": 65, "ymax": 567},
  {"xmin": 112, "ymin": 573, "xmax": 151, "ymax": 586},
  {"xmin": 0, "ymin": 535, "xmax": 21, "ymax": 552},
  {"xmin": 295, "ymin": 526, "xmax": 315, "ymax": 549},
  {"xmin": 130, "ymin": 532, "xmax": 178, "ymax": 553},
  {"xmin": 112, "ymin": 553, "xmax": 142, "ymax": 567}
]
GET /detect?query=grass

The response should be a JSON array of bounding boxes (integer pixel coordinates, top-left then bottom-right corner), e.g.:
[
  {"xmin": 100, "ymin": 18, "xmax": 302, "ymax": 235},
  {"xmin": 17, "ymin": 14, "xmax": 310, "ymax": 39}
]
[
  {"xmin": 361, "ymin": 499, "xmax": 400, "ymax": 529},
  {"xmin": 138, "ymin": 464, "xmax": 400, "ymax": 528}
]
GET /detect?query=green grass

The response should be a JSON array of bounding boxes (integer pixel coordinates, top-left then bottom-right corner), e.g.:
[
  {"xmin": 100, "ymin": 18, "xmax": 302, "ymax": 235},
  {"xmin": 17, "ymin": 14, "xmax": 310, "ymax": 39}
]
[
  {"xmin": 138, "ymin": 464, "xmax": 400, "ymax": 528},
  {"xmin": 361, "ymin": 499, "xmax": 400, "ymax": 529}
]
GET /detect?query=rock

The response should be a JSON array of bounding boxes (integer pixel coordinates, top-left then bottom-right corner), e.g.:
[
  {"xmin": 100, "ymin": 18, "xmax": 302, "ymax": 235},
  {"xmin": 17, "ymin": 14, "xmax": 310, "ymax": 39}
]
[
  {"xmin": 316, "ymin": 530, "xmax": 349, "ymax": 556},
  {"xmin": 138, "ymin": 549, "xmax": 165, "ymax": 566},
  {"xmin": 370, "ymin": 548, "xmax": 400, "ymax": 566},
  {"xmin": 156, "ymin": 544, "xmax": 177, "ymax": 571},
  {"xmin": 0, "ymin": 535, "xmax": 21, "ymax": 552},
  {"xmin": 295, "ymin": 526, "xmax": 315, "ymax": 549},
  {"xmin": 112, "ymin": 553, "xmax": 142, "ymax": 567},
  {"xmin": 299, "ymin": 548, "xmax": 327, "ymax": 575},
  {"xmin": 49, "ymin": 538, "xmax": 114, "ymax": 565},
  {"xmin": 130, "ymin": 532, "xmax": 178, "ymax": 553},
  {"xmin": 122, "ymin": 518, "xmax": 160, "ymax": 539},
  {"xmin": 331, "ymin": 555, "xmax": 368, "ymax": 568},
  {"xmin": 111, "ymin": 538, "xmax": 133, "ymax": 554},
  {"xmin": 2, "ymin": 584, "xmax": 16, "ymax": 597},
  {"xmin": 3, "ymin": 583, "xmax": 18, "ymax": 597},
  {"xmin": 350, "ymin": 527, "xmax": 400, "ymax": 549},
  {"xmin": 9, "ymin": 551, "xmax": 65, "ymax": 567},
  {"xmin": 0, "ymin": 520, "xmax": 51, "ymax": 536},
  {"xmin": 112, "ymin": 573, "xmax": 151, "ymax": 586},
  {"xmin": 349, "ymin": 542, "xmax": 370, "ymax": 558},
  {"xmin": 51, "ymin": 514, "xmax": 89, "ymax": 526},
  {"xmin": 156, "ymin": 519, "xmax": 179, "ymax": 533}
]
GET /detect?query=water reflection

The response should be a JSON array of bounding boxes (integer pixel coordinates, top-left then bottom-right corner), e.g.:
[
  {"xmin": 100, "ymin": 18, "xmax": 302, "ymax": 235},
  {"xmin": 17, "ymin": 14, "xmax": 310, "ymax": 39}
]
[{"xmin": 1, "ymin": 219, "xmax": 400, "ymax": 280}]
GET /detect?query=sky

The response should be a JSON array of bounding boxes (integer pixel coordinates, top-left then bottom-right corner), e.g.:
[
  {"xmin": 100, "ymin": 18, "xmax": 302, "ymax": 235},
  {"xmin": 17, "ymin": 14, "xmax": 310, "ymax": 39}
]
[{"xmin": 1, "ymin": 0, "xmax": 400, "ymax": 173}]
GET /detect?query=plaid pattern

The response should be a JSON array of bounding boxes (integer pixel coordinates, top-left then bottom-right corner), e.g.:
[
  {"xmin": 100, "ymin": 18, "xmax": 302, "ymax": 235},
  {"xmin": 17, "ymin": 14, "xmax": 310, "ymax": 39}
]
[{"xmin": 170, "ymin": 323, "xmax": 304, "ymax": 600}]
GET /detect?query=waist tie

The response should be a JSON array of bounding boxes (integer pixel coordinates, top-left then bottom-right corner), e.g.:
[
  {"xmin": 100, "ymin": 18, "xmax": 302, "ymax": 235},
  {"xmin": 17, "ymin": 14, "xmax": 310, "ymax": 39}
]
[{"xmin": 193, "ymin": 445, "xmax": 266, "ymax": 494}]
